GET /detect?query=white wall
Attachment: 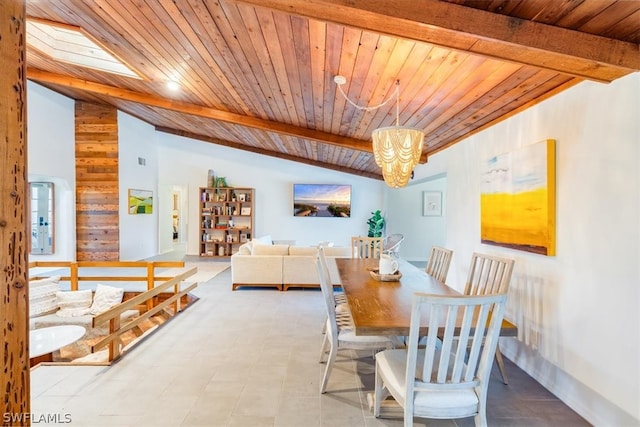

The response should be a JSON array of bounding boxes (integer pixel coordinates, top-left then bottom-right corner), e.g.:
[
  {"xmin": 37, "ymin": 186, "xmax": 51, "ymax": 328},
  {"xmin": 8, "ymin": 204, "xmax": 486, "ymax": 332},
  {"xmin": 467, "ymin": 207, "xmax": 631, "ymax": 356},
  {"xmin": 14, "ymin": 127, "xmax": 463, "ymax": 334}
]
[
  {"xmin": 118, "ymin": 112, "xmax": 159, "ymax": 260},
  {"xmin": 384, "ymin": 173, "xmax": 447, "ymax": 261},
  {"xmin": 156, "ymin": 133, "xmax": 385, "ymax": 255},
  {"xmin": 387, "ymin": 73, "xmax": 639, "ymax": 425},
  {"xmin": 27, "ymin": 82, "xmax": 76, "ymax": 261}
]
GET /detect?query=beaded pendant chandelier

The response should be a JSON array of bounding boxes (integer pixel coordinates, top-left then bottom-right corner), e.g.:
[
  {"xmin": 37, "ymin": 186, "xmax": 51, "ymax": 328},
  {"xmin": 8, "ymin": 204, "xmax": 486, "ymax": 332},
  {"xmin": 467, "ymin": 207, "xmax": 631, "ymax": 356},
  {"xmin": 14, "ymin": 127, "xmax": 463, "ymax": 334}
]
[{"xmin": 335, "ymin": 76, "xmax": 424, "ymax": 188}]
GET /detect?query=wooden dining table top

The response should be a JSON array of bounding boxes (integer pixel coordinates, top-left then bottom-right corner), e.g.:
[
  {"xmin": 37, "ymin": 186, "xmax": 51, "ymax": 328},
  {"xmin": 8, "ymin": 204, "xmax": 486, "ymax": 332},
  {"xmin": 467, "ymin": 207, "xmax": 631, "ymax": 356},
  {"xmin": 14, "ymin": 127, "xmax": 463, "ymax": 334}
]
[{"xmin": 335, "ymin": 258, "xmax": 518, "ymax": 337}]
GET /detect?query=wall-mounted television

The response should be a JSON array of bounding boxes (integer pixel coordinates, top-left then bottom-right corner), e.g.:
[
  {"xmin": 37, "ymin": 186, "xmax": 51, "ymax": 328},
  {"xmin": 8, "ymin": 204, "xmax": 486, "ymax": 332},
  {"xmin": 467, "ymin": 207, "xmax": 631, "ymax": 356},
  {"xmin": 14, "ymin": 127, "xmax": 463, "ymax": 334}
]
[{"xmin": 293, "ymin": 184, "xmax": 351, "ymax": 217}]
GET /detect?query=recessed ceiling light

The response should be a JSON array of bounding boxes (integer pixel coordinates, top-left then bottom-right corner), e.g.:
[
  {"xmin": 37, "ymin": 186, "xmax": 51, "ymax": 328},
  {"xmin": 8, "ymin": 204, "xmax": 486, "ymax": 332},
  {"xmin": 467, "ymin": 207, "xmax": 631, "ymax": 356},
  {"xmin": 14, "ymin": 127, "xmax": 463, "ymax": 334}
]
[
  {"xmin": 166, "ymin": 80, "xmax": 181, "ymax": 91},
  {"xmin": 26, "ymin": 18, "xmax": 142, "ymax": 79}
]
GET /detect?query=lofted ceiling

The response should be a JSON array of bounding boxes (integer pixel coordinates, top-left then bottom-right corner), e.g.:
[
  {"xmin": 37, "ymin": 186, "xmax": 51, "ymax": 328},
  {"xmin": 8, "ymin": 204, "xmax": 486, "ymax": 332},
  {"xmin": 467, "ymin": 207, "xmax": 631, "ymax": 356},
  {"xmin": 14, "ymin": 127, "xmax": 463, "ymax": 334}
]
[{"xmin": 25, "ymin": 0, "xmax": 640, "ymax": 182}]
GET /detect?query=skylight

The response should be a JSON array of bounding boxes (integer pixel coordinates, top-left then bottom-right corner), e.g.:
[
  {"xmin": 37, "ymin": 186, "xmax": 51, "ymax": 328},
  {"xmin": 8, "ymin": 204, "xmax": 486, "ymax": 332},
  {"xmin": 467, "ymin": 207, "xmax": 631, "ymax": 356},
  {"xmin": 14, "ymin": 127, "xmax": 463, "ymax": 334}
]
[{"xmin": 26, "ymin": 19, "xmax": 142, "ymax": 79}]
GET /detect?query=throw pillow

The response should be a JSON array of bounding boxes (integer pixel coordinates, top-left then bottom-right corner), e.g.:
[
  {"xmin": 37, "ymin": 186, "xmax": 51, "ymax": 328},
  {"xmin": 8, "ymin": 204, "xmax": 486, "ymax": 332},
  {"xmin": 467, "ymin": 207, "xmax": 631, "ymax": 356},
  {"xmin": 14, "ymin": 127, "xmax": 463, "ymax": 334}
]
[
  {"xmin": 56, "ymin": 289, "xmax": 93, "ymax": 317},
  {"xmin": 89, "ymin": 284, "xmax": 124, "ymax": 315},
  {"xmin": 29, "ymin": 276, "xmax": 61, "ymax": 318},
  {"xmin": 237, "ymin": 241, "xmax": 253, "ymax": 255},
  {"xmin": 252, "ymin": 235, "xmax": 273, "ymax": 246}
]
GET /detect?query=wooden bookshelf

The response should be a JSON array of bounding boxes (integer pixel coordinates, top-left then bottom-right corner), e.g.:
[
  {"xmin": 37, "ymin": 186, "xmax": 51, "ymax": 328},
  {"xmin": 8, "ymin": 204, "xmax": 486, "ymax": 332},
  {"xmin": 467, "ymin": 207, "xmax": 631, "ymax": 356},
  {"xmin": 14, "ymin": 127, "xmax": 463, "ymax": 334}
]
[{"xmin": 199, "ymin": 187, "xmax": 254, "ymax": 257}]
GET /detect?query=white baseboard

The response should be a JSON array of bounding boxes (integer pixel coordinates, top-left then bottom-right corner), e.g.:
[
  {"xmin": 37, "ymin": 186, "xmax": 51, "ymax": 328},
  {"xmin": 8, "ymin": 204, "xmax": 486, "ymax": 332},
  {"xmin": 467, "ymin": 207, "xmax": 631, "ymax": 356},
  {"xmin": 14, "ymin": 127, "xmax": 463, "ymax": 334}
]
[{"xmin": 501, "ymin": 339, "xmax": 639, "ymax": 426}]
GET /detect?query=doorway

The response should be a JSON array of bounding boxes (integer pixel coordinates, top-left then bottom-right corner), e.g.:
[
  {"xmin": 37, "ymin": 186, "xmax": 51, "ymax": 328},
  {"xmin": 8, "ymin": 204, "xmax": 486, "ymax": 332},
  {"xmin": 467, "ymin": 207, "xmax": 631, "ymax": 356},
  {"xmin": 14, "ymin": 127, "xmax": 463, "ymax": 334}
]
[
  {"xmin": 158, "ymin": 184, "xmax": 187, "ymax": 254},
  {"xmin": 172, "ymin": 191, "xmax": 179, "ymax": 242},
  {"xmin": 170, "ymin": 185, "xmax": 187, "ymax": 253}
]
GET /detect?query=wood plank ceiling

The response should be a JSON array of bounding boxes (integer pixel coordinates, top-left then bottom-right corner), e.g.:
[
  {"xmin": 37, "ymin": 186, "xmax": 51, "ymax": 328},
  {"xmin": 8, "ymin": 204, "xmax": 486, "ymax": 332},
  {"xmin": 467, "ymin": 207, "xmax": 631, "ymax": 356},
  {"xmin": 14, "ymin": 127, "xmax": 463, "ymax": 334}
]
[{"xmin": 25, "ymin": 0, "xmax": 640, "ymax": 182}]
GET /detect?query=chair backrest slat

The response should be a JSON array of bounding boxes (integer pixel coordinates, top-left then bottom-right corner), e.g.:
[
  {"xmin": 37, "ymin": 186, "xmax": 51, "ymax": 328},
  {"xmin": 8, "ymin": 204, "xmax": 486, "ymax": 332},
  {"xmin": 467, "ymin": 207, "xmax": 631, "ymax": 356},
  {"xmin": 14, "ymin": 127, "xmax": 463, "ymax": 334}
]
[
  {"xmin": 464, "ymin": 252, "xmax": 514, "ymax": 296},
  {"xmin": 351, "ymin": 236, "xmax": 383, "ymax": 259},
  {"xmin": 425, "ymin": 246, "xmax": 453, "ymax": 283},
  {"xmin": 464, "ymin": 303, "xmax": 491, "ymax": 381},
  {"xmin": 451, "ymin": 305, "xmax": 473, "ymax": 383}
]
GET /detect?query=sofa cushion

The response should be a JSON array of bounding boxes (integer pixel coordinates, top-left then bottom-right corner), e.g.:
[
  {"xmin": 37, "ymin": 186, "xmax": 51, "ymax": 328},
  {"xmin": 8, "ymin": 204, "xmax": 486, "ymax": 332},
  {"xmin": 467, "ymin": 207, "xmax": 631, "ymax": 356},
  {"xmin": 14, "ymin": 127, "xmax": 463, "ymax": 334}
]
[
  {"xmin": 56, "ymin": 289, "xmax": 93, "ymax": 317},
  {"xmin": 288, "ymin": 246, "xmax": 318, "ymax": 256},
  {"xmin": 89, "ymin": 284, "xmax": 124, "ymax": 315},
  {"xmin": 29, "ymin": 276, "xmax": 61, "ymax": 318},
  {"xmin": 252, "ymin": 244, "xmax": 289, "ymax": 256}
]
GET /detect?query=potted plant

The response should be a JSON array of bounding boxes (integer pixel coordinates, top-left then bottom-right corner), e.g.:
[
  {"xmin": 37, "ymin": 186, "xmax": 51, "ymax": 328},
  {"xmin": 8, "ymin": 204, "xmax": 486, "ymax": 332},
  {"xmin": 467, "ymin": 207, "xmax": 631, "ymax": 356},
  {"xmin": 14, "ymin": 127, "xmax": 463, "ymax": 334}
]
[
  {"xmin": 214, "ymin": 176, "xmax": 228, "ymax": 188},
  {"xmin": 367, "ymin": 210, "xmax": 385, "ymax": 237}
]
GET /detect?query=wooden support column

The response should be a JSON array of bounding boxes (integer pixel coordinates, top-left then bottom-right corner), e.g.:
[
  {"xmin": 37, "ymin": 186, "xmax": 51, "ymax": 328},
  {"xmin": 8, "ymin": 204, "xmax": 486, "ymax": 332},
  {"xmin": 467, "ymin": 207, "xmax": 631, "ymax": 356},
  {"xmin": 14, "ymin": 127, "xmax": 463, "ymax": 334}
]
[
  {"xmin": 75, "ymin": 102, "xmax": 120, "ymax": 261},
  {"xmin": 0, "ymin": 0, "xmax": 30, "ymax": 424}
]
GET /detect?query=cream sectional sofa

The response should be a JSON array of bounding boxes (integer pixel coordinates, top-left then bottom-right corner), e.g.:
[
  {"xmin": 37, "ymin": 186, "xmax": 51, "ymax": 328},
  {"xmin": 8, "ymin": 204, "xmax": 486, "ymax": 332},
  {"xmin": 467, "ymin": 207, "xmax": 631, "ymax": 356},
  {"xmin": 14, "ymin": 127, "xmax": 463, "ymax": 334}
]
[{"xmin": 231, "ymin": 241, "xmax": 351, "ymax": 291}]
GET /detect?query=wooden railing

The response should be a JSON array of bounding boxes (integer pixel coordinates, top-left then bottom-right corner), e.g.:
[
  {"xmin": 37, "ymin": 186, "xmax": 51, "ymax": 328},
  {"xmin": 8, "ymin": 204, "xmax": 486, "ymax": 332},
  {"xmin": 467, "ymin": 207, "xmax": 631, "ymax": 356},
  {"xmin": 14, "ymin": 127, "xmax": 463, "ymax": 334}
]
[
  {"xmin": 28, "ymin": 260, "xmax": 198, "ymax": 363},
  {"xmin": 28, "ymin": 260, "xmax": 188, "ymax": 290},
  {"xmin": 92, "ymin": 267, "xmax": 197, "ymax": 361}
]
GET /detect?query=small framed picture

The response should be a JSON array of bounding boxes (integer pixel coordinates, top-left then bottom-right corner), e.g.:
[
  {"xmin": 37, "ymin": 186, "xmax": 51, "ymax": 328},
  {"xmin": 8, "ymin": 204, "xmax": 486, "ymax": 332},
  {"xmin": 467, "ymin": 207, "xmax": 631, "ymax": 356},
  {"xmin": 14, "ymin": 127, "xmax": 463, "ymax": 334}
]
[
  {"xmin": 238, "ymin": 193, "xmax": 246, "ymax": 202},
  {"xmin": 226, "ymin": 234, "xmax": 233, "ymax": 243},
  {"xmin": 423, "ymin": 191, "xmax": 442, "ymax": 216},
  {"xmin": 241, "ymin": 207, "xmax": 251, "ymax": 215},
  {"xmin": 218, "ymin": 193, "xmax": 226, "ymax": 201},
  {"xmin": 240, "ymin": 233, "xmax": 248, "ymax": 243}
]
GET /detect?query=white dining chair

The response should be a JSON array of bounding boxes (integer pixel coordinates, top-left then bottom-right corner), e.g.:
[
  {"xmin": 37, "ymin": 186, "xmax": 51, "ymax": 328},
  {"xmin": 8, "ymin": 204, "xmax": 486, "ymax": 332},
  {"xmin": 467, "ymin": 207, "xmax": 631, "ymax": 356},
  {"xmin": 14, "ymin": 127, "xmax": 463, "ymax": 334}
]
[
  {"xmin": 424, "ymin": 246, "xmax": 453, "ymax": 283},
  {"xmin": 317, "ymin": 245, "xmax": 351, "ymax": 332},
  {"xmin": 351, "ymin": 236, "xmax": 383, "ymax": 259},
  {"xmin": 373, "ymin": 292, "xmax": 508, "ymax": 427},
  {"xmin": 317, "ymin": 247, "xmax": 395, "ymax": 393},
  {"xmin": 464, "ymin": 252, "xmax": 515, "ymax": 384}
]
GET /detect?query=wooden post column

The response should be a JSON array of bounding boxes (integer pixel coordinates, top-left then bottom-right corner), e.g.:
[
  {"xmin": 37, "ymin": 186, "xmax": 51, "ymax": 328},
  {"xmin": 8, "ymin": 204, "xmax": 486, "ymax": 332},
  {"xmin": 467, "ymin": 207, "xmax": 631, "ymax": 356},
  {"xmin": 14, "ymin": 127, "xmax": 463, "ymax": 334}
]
[
  {"xmin": 75, "ymin": 101, "xmax": 120, "ymax": 261},
  {"xmin": 0, "ymin": 0, "xmax": 30, "ymax": 424}
]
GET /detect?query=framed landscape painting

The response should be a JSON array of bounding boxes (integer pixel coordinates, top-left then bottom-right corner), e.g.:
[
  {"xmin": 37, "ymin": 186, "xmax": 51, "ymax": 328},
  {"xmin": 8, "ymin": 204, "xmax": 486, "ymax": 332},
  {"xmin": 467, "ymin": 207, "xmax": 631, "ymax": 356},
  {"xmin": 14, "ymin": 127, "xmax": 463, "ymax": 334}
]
[
  {"xmin": 128, "ymin": 189, "xmax": 153, "ymax": 214},
  {"xmin": 480, "ymin": 139, "xmax": 556, "ymax": 256},
  {"xmin": 293, "ymin": 184, "xmax": 351, "ymax": 217}
]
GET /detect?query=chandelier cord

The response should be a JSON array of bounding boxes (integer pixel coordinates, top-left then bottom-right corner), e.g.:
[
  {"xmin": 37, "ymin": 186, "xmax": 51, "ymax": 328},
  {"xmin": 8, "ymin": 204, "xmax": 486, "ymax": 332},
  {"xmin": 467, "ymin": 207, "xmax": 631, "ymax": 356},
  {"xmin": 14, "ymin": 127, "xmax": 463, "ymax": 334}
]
[
  {"xmin": 336, "ymin": 79, "xmax": 400, "ymax": 116},
  {"xmin": 334, "ymin": 76, "xmax": 423, "ymax": 188},
  {"xmin": 394, "ymin": 80, "xmax": 400, "ymax": 127}
]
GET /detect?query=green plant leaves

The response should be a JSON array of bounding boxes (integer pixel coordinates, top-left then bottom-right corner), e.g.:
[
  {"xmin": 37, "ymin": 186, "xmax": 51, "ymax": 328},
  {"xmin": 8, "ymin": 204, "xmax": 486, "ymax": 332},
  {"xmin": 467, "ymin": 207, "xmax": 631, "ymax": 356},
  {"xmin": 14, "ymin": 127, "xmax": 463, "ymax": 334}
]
[{"xmin": 367, "ymin": 209, "xmax": 385, "ymax": 237}]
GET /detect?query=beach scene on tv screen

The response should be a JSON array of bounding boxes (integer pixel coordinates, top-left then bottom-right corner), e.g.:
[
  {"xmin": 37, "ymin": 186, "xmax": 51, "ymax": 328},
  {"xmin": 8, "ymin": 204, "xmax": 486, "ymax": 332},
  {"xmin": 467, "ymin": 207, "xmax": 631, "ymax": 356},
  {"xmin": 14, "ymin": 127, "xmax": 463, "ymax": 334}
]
[{"xmin": 293, "ymin": 184, "xmax": 351, "ymax": 217}]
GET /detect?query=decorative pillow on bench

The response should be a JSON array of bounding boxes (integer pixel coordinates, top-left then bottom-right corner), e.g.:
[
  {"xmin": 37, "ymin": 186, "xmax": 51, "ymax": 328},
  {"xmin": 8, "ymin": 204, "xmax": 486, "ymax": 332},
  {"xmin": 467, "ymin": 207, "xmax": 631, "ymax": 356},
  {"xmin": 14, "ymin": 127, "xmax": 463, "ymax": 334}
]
[
  {"xmin": 29, "ymin": 276, "xmax": 61, "ymax": 318},
  {"xmin": 55, "ymin": 285, "xmax": 125, "ymax": 317},
  {"xmin": 89, "ymin": 284, "xmax": 124, "ymax": 315},
  {"xmin": 56, "ymin": 289, "xmax": 93, "ymax": 317}
]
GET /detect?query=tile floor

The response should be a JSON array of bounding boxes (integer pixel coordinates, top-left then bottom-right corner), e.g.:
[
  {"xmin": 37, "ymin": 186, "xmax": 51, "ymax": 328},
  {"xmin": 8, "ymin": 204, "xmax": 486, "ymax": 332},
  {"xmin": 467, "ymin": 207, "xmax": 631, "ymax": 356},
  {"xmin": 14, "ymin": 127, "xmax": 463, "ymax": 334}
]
[{"xmin": 30, "ymin": 263, "xmax": 590, "ymax": 426}]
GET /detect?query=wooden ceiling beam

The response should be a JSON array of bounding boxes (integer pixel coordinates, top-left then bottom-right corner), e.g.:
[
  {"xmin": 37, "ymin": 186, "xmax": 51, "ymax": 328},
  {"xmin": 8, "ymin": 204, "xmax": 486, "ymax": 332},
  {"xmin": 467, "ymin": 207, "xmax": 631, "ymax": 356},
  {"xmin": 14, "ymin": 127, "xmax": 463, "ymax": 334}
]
[
  {"xmin": 156, "ymin": 127, "xmax": 384, "ymax": 180},
  {"xmin": 26, "ymin": 68, "xmax": 376, "ymax": 155},
  {"xmin": 235, "ymin": 0, "xmax": 640, "ymax": 82}
]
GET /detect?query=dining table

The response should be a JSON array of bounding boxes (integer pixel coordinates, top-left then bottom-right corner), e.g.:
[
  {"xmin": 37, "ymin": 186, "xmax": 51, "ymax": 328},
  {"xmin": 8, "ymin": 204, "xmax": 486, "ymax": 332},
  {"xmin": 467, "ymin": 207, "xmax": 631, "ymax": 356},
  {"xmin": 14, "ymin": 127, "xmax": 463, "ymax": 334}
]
[{"xmin": 335, "ymin": 257, "xmax": 518, "ymax": 338}]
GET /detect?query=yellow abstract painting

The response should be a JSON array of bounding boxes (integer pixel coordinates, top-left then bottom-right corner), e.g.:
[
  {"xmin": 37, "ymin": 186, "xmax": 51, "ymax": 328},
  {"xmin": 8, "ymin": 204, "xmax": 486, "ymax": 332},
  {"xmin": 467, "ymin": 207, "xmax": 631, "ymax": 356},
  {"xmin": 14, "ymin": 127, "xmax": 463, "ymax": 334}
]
[{"xmin": 480, "ymin": 139, "xmax": 556, "ymax": 256}]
